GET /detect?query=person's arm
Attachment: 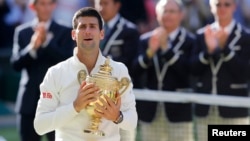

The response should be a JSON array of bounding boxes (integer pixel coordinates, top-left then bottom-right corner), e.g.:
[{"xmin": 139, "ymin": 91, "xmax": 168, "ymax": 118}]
[
  {"xmin": 117, "ymin": 84, "xmax": 137, "ymax": 130},
  {"xmin": 10, "ymin": 27, "xmax": 35, "ymax": 71},
  {"xmin": 34, "ymin": 65, "xmax": 100, "ymax": 135},
  {"xmin": 33, "ymin": 67, "xmax": 78, "ymax": 135},
  {"xmin": 114, "ymin": 64, "xmax": 138, "ymax": 130},
  {"xmin": 41, "ymin": 24, "xmax": 74, "ymax": 62},
  {"xmin": 93, "ymin": 62, "xmax": 138, "ymax": 130}
]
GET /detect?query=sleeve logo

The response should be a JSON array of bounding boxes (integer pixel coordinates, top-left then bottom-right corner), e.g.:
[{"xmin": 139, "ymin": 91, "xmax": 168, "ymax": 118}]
[{"xmin": 42, "ymin": 92, "xmax": 52, "ymax": 99}]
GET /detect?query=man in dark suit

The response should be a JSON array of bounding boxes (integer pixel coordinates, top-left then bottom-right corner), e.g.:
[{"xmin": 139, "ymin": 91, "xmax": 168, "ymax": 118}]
[
  {"xmin": 190, "ymin": 0, "xmax": 250, "ymax": 141},
  {"xmin": 10, "ymin": 0, "xmax": 74, "ymax": 140},
  {"xmin": 94, "ymin": 0, "xmax": 140, "ymax": 140},
  {"xmin": 132, "ymin": 0, "xmax": 195, "ymax": 141},
  {"xmin": 94, "ymin": 0, "xmax": 140, "ymax": 78}
]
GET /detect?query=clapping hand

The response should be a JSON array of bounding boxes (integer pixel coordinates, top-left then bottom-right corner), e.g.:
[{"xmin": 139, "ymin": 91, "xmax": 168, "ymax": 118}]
[
  {"xmin": 204, "ymin": 25, "xmax": 228, "ymax": 54},
  {"xmin": 147, "ymin": 27, "xmax": 168, "ymax": 58},
  {"xmin": 31, "ymin": 22, "xmax": 47, "ymax": 50},
  {"xmin": 216, "ymin": 28, "xmax": 228, "ymax": 49}
]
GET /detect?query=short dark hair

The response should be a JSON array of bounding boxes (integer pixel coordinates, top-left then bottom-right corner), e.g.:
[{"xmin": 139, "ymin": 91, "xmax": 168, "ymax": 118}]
[{"xmin": 72, "ymin": 7, "xmax": 103, "ymax": 30}]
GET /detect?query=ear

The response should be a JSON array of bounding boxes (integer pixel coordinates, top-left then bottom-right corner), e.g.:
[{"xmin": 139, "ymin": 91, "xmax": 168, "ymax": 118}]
[
  {"xmin": 179, "ymin": 11, "xmax": 184, "ymax": 21},
  {"xmin": 232, "ymin": 3, "xmax": 237, "ymax": 13},
  {"xmin": 115, "ymin": 2, "xmax": 121, "ymax": 12},
  {"xmin": 100, "ymin": 29, "xmax": 104, "ymax": 40},
  {"xmin": 51, "ymin": 3, "xmax": 57, "ymax": 10},
  {"xmin": 29, "ymin": 4, "xmax": 35, "ymax": 11},
  {"xmin": 72, "ymin": 30, "xmax": 76, "ymax": 40}
]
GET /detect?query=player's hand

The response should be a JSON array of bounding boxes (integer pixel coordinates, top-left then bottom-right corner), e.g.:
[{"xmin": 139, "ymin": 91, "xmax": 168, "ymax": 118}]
[
  {"xmin": 73, "ymin": 81, "xmax": 99, "ymax": 113},
  {"xmin": 94, "ymin": 94, "xmax": 121, "ymax": 122}
]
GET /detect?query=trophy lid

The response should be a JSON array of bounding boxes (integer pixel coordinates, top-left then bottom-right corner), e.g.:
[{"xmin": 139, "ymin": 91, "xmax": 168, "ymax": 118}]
[
  {"xmin": 94, "ymin": 56, "xmax": 114, "ymax": 78},
  {"xmin": 78, "ymin": 57, "xmax": 117, "ymax": 85}
]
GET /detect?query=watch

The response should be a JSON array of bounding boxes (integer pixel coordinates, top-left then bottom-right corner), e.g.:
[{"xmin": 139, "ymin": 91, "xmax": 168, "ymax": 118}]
[{"xmin": 114, "ymin": 111, "xmax": 123, "ymax": 124}]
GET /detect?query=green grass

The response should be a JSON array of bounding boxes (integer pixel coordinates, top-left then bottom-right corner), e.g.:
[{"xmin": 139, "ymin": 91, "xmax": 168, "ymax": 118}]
[
  {"xmin": 0, "ymin": 127, "xmax": 48, "ymax": 141},
  {"xmin": 0, "ymin": 126, "xmax": 141, "ymax": 141},
  {"xmin": 0, "ymin": 127, "xmax": 18, "ymax": 141}
]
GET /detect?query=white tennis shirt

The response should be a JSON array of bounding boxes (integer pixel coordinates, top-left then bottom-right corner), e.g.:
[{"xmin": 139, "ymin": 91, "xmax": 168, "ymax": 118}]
[{"xmin": 34, "ymin": 51, "xmax": 137, "ymax": 141}]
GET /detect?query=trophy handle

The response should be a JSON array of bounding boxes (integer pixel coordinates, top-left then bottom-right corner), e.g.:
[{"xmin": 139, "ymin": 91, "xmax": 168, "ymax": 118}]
[
  {"xmin": 118, "ymin": 77, "xmax": 130, "ymax": 96},
  {"xmin": 77, "ymin": 70, "xmax": 87, "ymax": 84}
]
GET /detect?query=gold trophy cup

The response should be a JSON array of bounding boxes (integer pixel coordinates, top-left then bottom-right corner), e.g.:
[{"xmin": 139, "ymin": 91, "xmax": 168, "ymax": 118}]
[{"xmin": 77, "ymin": 57, "xmax": 130, "ymax": 136}]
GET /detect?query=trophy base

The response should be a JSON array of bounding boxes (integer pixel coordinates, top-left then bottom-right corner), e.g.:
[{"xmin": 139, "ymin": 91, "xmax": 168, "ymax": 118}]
[{"xmin": 83, "ymin": 129, "xmax": 105, "ymax": 136}]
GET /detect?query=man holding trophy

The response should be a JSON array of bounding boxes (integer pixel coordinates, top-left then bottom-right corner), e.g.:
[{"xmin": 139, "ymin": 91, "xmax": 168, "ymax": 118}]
[{"xmin": 33, "ymin": 7, "xmax": 137, "ymax": 141}]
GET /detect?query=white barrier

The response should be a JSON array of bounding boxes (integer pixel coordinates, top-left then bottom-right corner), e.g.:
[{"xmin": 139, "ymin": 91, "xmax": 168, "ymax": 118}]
[{"xmin": 133, "ymin": 88, "xmax": 250, "ymax": 108}]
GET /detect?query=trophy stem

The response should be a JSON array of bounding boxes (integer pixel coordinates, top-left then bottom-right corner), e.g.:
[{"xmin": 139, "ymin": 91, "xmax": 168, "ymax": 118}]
[
  {"xmin": 91, "ymin": 116, "xmax": 101, "ymax": 130},
  {"xmin": 83, "ymin": 116, "xmax": 105, "ymax": 136}
]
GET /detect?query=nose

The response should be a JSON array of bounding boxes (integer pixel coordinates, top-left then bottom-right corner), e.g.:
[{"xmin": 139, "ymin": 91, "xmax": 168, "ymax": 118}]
[
  {"xmin": 82, "ymin": 28, "xmax": 91, "ymax": 37},
  {"xmin": 85, "ymin": 27, "xmax": 92, "ymax": 33}
]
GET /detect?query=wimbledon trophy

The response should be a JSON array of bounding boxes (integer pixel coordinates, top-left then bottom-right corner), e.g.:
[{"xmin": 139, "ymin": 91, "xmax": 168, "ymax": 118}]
[{"xmin": 77, "ymin": 57, "xmax": 130, "ymax": 136}]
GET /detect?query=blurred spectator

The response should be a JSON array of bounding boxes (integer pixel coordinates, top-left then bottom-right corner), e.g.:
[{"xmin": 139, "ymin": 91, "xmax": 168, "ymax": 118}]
[
  {"xmin": 94, "ymin": 0, "xmax": 140, "ymax": 81},
  {"xmin": 190, "ymin": 0, "xmax": 250, "ymax": 141},
  {"xmin": 0, "ymin": 0, "xmax": 22, "ymax": 48},
  {"xmin": 16, "ymin": 0, "xmax": 91, "ymax": 25},
  {"xmin": 200, "ymin": 0, "xmax": 250, "ymax": 27},
  {"xmin": 133, "ymin": 0, "xmax": 195, "ymax": 141},
  {"xmin": 94, "ymin": 0, "xmax": 140, "ymax": 140},
  {"xmin": 10, "ymin": 0, "xmax": 74, "ymax": 140}
]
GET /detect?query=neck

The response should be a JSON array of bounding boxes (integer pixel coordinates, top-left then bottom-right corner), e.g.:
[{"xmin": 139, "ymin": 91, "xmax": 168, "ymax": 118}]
[
  {"xmin": 166, "ymin": 25, "xmax": 179, "ymax": 33},
  {"xmin": 38, "ymin": 17, "xmax": 50, "ymax": 22},
  {"xmin": 77, "ymin": 48, "xmax": 99, "ymax": 73},
  {"xmin": 218, "ymin": 19, "xmax": 232, "ymax": 28}
]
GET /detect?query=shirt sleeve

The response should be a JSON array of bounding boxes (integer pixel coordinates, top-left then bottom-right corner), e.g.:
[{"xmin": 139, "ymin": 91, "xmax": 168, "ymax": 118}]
[
  {"xmin": 33, "ymin": 67, "xmax": 78, "ymax": 135},
  {"xmin": 115, "ymin": 63, "xmax": 138, "ymax": 130}
]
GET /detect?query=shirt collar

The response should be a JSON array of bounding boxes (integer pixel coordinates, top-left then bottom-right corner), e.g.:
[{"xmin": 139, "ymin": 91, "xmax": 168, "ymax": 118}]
[
  {"xmin": 168, "ymin": 27, "xmax": 180, "ymax": 42},
  {"xmin": 31, "ymin": 18, "xmax": 52, "ymax": 31},
  {"xmin": 212, "ymin": 20, "xmax": 236, "ymax": 34},
  {"xmin": 73, "ymin": 47, "xmax": 106, "ymax": 75},
  {"xmin": 105, "ymin": 14, "xmax": 120, "ymax": 29}
]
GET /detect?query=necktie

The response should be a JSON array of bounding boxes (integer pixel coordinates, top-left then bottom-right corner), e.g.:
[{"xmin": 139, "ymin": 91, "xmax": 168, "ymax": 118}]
[
  {"xmin": 167, "ymin": 37, "xmax": 172, "ymax": 49},
  {"xmin": 104, "ymin": 23, "xmax": 110, "ymax": 37}
]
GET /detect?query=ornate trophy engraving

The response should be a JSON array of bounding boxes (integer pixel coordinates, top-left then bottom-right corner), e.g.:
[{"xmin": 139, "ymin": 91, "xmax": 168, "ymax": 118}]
[{"xmin": 77, "ymin": 57, "xmax": 130, "ymax": 136}]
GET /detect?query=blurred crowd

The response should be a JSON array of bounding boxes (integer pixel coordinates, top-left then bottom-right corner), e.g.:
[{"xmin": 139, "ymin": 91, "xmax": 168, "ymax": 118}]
[
  {"xmin": 0, "ymin": 0, "xmax": 90, "ymax": 48},
  {"xmin": 1, "ymin": 0, "xmax": 250, "ymax": 141},
  {"xmin": 1, "ymin": 0, "xmax": 250, "ymax": 49}
]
